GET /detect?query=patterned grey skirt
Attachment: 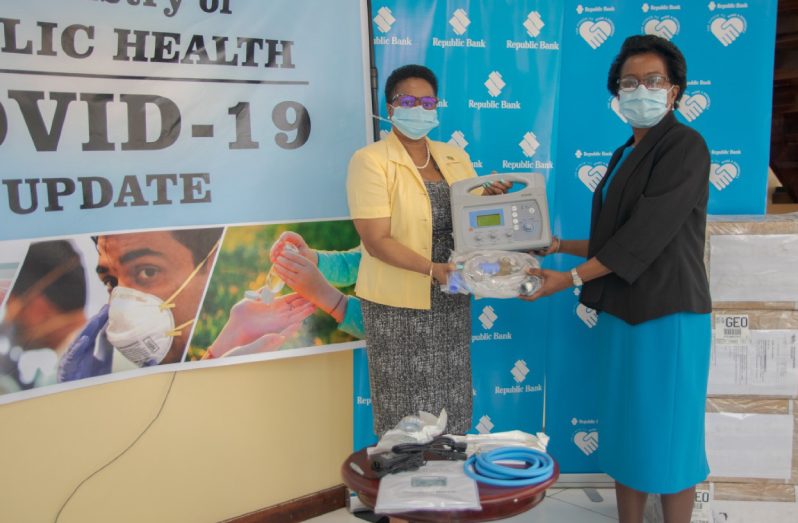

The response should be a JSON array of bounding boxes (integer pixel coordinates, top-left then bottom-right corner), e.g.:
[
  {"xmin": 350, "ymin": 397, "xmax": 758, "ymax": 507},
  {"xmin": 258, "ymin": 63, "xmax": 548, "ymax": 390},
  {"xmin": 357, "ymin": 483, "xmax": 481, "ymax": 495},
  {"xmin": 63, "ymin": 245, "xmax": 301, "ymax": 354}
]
[{"xmin": 361, "ymin": 180, "xmax": 472, "ymax": 436}]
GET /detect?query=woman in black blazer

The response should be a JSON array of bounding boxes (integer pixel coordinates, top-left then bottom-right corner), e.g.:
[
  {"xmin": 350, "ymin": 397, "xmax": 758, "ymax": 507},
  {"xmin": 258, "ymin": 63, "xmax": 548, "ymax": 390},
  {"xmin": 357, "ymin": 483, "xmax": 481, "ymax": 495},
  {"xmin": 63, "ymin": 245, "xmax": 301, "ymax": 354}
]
[{"xmin": 525, "ymin": 35, "xmax": 711, "ymax": 523}]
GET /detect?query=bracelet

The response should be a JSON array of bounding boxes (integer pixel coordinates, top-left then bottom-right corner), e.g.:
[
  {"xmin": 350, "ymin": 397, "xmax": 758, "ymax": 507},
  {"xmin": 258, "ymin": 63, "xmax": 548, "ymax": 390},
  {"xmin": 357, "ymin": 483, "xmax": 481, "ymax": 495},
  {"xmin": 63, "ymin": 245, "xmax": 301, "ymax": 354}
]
[
  {"xmin": 551, "ymin": 237, "xmax": 561, "ymax": 254},
  {"xmin": 428, "ymin": 262, "xmax": 434, "ymax": 279},
  {"xmin": 328, "ymin": 293, "xmax": 346, "ymax": 316},
  {"xmin": 570, "ymin": 267, "xmax": 583, "ymax": 296}
]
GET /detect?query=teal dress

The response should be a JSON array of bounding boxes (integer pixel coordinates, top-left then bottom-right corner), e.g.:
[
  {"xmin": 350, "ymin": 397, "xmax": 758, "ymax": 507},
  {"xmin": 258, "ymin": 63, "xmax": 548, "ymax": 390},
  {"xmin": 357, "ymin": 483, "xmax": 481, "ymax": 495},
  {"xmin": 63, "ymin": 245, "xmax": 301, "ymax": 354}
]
[{"xmin": 596, "ymin": 146, "xmax": 711, "ymax": 494}]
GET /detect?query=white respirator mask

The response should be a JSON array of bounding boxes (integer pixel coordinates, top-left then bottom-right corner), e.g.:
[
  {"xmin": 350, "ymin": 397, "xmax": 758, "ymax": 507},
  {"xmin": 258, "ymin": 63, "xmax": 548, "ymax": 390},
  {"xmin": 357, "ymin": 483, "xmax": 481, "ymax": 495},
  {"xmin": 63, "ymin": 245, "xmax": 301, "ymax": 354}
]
[{"xmin": 105, "ymin": 286, "xmax": 183, "ymax": 366}]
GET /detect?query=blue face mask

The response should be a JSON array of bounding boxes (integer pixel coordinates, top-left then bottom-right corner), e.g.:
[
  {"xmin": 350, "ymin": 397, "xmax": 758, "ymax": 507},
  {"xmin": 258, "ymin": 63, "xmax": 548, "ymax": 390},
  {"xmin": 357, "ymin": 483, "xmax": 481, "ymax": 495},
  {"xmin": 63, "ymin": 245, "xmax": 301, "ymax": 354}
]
[
  {"xmin": 390, "ymin": 106, "xmax": 439, "ymax": 140},
  {"xmin": 618, "ymin": 86, "xmax": 672, "ymax": 129}
]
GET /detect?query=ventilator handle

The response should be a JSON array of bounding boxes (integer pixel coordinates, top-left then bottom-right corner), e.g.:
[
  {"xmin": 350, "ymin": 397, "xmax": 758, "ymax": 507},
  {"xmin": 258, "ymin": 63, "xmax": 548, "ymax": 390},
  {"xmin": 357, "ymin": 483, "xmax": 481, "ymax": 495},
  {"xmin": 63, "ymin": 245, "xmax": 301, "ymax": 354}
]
[{"xmin": 452, "ymin": 172, "xmax": 544, "ymax": 197}]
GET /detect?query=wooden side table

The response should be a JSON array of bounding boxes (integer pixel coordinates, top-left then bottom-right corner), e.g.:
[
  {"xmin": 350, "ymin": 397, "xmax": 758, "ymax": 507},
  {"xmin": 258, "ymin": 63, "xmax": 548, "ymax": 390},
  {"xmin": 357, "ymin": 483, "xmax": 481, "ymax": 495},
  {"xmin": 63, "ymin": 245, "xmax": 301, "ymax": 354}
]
[{"xmin": 341, "ymin": 448, "xmax": 560, "ymax": 522}]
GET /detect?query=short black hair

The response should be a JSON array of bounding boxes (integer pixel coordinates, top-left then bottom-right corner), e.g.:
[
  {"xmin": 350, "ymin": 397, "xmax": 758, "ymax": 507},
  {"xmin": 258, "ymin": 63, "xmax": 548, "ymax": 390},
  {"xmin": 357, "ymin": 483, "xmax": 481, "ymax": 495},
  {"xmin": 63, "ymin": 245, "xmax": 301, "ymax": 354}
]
[
  {"xmin": 11, "ymin": 240, "xmax": 86, "ymax": 312},
  {"xmin": 607, "ymin": 35, "xmax": 687, "ymax": 109},
  {"xmin": 91, "ymin": 227, "xmax": 224, "ymax": 266},
  {"xmin": 170, "ymin": 228, "xmax": 224, "ymax": 265},
  {"xmin": 384, "ymin": 64, "xmax": 438, "ymax": 103}
]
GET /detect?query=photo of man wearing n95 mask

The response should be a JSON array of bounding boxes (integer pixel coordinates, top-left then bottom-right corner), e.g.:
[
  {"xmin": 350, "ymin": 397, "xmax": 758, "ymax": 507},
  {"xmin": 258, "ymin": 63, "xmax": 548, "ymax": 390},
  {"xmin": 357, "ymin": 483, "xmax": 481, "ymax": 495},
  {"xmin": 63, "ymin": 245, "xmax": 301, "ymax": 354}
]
[{"xmin": 58, "ymin": 227, "xmax": 223, "ymax": 382}]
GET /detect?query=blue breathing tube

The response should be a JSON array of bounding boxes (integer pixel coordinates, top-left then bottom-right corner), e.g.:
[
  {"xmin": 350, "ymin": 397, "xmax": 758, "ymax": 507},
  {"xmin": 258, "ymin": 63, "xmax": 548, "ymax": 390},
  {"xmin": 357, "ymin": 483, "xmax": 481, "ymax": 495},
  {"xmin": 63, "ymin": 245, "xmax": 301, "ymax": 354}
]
[{"xmin": 464, "ymin": 447, "xmax": 555, "ymax": 487}]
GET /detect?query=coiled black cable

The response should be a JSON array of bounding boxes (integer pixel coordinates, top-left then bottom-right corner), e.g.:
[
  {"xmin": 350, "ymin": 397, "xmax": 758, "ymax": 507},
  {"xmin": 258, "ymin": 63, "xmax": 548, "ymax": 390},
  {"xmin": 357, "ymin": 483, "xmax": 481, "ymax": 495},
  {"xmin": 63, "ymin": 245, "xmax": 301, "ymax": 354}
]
[
  {"xmin": 369, "ymin": 436, "xmax": 468, "ymax": 477},
  {"xmin": 392, "ymin": 436, "xmax": 468, "ymax": 460}
]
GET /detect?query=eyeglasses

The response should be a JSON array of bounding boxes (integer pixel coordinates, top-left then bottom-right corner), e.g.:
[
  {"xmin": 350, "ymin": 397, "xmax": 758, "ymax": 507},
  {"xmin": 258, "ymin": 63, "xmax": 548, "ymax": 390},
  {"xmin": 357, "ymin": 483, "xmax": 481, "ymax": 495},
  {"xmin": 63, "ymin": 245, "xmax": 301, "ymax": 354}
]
[
  {"xmin": 391, "ymin": 94, "xmax": 439, "ymax": 110},
  {"xmin": 618, "ymin": 75, "xmax": 670, "ymax": 92}
]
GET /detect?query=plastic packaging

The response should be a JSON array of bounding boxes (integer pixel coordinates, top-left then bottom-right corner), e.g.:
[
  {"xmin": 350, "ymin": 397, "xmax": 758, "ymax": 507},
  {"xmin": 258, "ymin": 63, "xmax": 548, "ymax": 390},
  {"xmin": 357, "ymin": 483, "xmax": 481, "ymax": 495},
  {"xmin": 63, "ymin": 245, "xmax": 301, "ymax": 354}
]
[
  {"xmin": 449, "ymin": 429, "xmax": 549, "ymax": 456},
  {"xmin": 374, "ymin": 460, "xmax": 481, "ymax": 514},
  {"xmin": 705, "ymin": 397, "xmax": 798, "ymax": 484},
  {"xmin": 443, "ymin": 250, "xmax": 542, "ymax": 298},
  {"xmin": 705, "ymin": 214, "xmax": 798, "ymax": 310},
  {"xmin": 370, "ymin": 410, "xmax": 447, "ymax": 454}
]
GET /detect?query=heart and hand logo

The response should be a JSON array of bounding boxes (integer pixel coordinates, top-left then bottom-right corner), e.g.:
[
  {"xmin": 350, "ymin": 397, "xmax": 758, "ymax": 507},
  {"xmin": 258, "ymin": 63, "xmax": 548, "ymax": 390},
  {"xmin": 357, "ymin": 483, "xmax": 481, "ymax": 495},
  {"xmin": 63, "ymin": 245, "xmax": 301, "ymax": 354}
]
[
  {"xmin": 577, "ymin": 164, "xmax": 607, "ymax": 193},
  {"xmin": 578, "ymin": 20, "xmax": 613, "ymax": 49},
  {"xmin": 574, "ymin": 430, "xmax": 599, "ymax": 456},
  {"xmin": 710, "ymin": 16, "xmax": 746, "ymax": 47},
  {"xmin": 709, "ymin": 162, "xmax": 740, "ymax": 191}
]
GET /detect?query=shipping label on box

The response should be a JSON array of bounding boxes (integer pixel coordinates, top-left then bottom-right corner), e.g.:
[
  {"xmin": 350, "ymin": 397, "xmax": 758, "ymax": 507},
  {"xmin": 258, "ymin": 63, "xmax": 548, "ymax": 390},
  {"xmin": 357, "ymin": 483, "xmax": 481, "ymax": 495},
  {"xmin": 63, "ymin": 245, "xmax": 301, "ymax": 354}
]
[
  {"xmin": 714, "ymin": 314, "xmax": 752, "ymax": 346},
  {"xmin": 691, "ymin": 487, "xmax": 712, "ymax": 523},
  {"xmin": 709, "ymin": 328, "xmax": 798, "ymax": 397}
]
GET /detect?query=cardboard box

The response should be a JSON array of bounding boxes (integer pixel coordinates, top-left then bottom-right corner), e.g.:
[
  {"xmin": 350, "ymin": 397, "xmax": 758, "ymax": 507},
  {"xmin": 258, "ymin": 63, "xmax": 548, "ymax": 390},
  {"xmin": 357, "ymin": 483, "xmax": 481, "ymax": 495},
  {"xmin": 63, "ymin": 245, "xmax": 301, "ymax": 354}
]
[
  {"xmin": 705, "ymin": 398, "xmax": 797, "ymax": 485},
  {"xmin": 705, "ymin": 214, "xmax": 798, "ymax": 310}
]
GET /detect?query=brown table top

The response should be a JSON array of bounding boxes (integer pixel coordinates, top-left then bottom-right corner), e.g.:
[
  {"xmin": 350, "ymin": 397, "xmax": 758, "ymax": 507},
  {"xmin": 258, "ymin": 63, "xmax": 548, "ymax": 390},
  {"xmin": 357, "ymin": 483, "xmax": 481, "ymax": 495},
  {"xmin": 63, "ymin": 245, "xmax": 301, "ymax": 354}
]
[{"xmin": 341, "ymin": 448, "xmax": 560, "ymax": 523}]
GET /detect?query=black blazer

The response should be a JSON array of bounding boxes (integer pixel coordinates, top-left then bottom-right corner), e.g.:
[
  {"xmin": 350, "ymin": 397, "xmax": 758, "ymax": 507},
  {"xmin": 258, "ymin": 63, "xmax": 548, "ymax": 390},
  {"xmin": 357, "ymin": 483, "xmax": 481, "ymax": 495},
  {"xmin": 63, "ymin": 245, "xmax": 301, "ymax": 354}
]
[{"xmin": 580, "ymin": 112, "xmax": 712, "ymax": 325}]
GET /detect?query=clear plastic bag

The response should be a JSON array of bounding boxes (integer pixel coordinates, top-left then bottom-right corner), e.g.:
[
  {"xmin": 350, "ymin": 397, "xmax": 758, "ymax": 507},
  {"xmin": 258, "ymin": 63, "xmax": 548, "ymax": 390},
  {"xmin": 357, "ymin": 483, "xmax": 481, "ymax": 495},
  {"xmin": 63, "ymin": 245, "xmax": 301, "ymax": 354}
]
[
  {"xmin": 375, "ymin": 460, "xmax": 481, "ymax": 514},
  {"xmin": 449, "ymin": 430, "xmax": 550, "ymax": 456},
  {"xmin": 370, "ymin": 409, "xmax": 448, "ymax": 454},
  {"xmin": 443, "ymin": 250, "xmax": 542, "ymax": 298}
]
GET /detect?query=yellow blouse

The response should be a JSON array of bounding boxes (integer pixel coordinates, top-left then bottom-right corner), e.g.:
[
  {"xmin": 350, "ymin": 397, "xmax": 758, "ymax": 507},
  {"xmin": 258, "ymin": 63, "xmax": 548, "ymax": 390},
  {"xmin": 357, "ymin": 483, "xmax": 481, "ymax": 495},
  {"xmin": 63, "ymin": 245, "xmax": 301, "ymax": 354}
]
[{"xmin": 346, "ymin": 131, "xmax": 477, "ymax": 309}]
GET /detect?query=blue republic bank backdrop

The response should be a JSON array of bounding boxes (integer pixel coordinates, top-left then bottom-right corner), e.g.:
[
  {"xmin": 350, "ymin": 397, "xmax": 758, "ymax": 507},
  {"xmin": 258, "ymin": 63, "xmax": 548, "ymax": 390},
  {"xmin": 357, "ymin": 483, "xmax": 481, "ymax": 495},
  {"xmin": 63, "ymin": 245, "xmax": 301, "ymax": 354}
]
[{"xmin": 354, "ymin": 0, "xmax": 777, "ymax": 475}]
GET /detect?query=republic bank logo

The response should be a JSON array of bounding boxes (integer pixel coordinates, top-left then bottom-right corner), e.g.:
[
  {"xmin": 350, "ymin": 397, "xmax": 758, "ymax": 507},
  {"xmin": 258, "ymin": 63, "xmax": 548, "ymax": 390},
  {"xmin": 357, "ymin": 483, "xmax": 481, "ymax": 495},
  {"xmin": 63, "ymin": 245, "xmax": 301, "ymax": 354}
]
[
  {"xmin": 519, "ymin": 132, "xmax": 540, "ymax": 158},
  {"xmin": 524, "ymin": 11, "xmax": 545, "ymax": 38},
  {"xmin": 710, "ymin": 161, "xmax": 740, "ymax": 191},
  {"xmin": 470, "ymin": 73, "xmax": 521, "ymax": 110},
  {"xmin": 678, "ymin": 91, "xmax": 710, "ymax": 122},
  {"xmin": 449, "ymin": 8, "xmax": 470, "ymax": 35},
  {"xmin": 485, "ymin": 71, "xmax": 506, "ymax": 97},
  {"xmin": 448, "ymin": 130, "xmax": 469, "ymax": 149},
  {"xmin": 476, "ymin": 415, "xmax": 494, "ymax": 434},
  {"xmin": 578, "ymin": 18, "xmax": 614, "ymax": 49},
  {"xmin": 643, "ymin": 16, "xmax": 680, "ymax": 40},
  {"xmin": 642, "ymin": 3, "xmax": 683, "ymax": 13},
  {"xmin": 478, "ymin": 305, "xmax": 497, "ymax": 330},
  {"xmin": 709, "ymin": 15, "xmax": 746, "ymax": 47},
  {"xmin": 433, "ymin": 10, "xmax": 485, "ymax": 49},
  {"xmin": 373, "ymin": 6, "xmax": 396, "ymax": 33},
  {"xmin": 507, "ymin": 11, "xmax": 559, "ymax": 51},
  {"xmin": 511, "ymin": 360, "xmax": 530, "ymax": 383}
]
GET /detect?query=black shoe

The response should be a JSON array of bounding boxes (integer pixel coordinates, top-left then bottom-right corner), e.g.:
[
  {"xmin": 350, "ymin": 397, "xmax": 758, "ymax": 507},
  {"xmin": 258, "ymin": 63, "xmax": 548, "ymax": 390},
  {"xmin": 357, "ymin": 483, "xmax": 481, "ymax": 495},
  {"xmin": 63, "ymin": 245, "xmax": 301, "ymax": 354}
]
[{"xmin": 353, "ymin": 510, "xmax": 389, "ymax": 523}]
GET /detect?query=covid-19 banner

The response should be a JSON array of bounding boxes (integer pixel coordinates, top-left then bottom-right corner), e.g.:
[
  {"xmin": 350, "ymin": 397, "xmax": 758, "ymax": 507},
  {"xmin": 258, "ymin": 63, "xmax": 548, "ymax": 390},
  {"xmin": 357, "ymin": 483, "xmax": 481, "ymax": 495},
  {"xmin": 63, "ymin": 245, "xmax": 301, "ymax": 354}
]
[
  {"xmin": 356, "ymin": 0, "xmax": 777, "ymax": 475},
  {"xmin": 0, "ymin": 1, "xmax": 372, "ymax": 403}
]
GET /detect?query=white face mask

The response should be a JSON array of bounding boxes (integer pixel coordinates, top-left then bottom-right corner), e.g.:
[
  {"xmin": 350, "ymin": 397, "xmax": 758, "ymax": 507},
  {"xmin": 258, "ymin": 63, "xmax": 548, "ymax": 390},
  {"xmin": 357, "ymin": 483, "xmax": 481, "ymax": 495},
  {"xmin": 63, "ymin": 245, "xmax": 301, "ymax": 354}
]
[
  {"xmin": 105, "ymin": 286, "xmax": 180, "ymax": 366},
  {"xmin": 105, "ymin": 242, "xmax": 218, "ymax": 366},
  {"xmin": 618, "ymin": 85, "xmax": 673, "ymax": 128}
]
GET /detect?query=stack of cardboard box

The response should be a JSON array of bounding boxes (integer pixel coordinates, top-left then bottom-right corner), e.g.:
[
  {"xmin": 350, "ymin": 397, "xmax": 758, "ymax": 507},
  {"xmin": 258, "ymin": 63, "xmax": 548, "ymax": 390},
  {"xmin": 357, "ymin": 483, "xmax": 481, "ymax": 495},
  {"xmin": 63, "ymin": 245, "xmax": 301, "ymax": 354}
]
[{"xmin": 698, "ymin": 214, "xmax": 798, "ymax": 521}]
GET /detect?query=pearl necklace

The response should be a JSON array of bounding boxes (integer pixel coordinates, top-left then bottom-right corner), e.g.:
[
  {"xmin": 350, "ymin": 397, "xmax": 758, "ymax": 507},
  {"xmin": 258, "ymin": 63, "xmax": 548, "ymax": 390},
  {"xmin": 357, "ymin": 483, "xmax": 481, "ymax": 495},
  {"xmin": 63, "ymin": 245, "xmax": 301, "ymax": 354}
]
[{"xmin": 413, "ymin": 142, "xmax": 431, "ymax": 170}]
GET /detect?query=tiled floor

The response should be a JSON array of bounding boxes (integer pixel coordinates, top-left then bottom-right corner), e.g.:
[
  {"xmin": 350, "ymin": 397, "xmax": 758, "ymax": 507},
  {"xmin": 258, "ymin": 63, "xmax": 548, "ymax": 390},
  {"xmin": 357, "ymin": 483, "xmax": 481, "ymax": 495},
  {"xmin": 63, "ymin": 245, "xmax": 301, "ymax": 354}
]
[
  {"xmin": 308, "ymin": 488, "xmax": 798, "ymax": 522},
  {"xmin": 307, "ymin": 488, "xmax": 619, "ymax": 522}
]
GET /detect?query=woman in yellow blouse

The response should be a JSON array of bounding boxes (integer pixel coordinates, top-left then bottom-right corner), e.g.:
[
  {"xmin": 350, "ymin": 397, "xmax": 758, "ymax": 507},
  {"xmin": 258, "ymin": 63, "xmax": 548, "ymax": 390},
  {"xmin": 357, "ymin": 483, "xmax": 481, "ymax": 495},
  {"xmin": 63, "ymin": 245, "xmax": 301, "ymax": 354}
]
[{"xmin": 347, "ymin": 64, "xmax": 509, "ymax": 435}]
